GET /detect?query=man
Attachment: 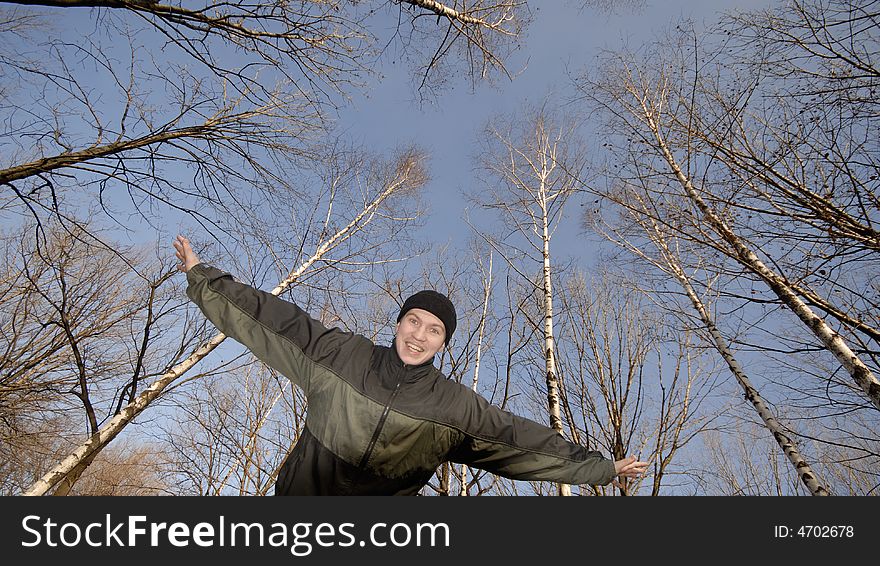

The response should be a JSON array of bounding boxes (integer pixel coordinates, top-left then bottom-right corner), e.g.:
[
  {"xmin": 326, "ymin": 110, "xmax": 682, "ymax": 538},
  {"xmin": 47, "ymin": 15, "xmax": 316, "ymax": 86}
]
[{"xmin": 174, "ymin": 235, "xmax": 648, "ymax": 495}]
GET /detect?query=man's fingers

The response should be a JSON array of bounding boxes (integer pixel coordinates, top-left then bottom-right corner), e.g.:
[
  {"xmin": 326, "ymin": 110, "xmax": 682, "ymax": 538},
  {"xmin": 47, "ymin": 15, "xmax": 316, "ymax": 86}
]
[
  {"xmin": 173, "ymin": 236, "xmax": 192, "ymax": 273},
  {"xmin": 618, "ymin": 460, "xmax": 649, "ymax": 477},
  {"xmin": 173, "ymin": 236, "xmax": 194, "ymax": 256},
  {"xmin": 619, "ymin": 470, "xmax": 642, "ymax": 478}
]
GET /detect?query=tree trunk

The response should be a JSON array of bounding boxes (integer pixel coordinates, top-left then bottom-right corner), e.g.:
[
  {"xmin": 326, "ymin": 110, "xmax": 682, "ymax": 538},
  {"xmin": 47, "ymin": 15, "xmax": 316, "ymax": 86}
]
[
  {"xmin": 459, "ymin": 253, "xmax": 493, "ymax": 496},
  {"xmin": 541, "ymin": 192, "xmax": 570, "ymax": 496}
]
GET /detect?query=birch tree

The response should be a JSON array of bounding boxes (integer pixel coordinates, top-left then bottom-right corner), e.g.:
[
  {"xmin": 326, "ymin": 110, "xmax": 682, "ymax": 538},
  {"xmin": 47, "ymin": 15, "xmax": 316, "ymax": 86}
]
[
  {"xmin": 631, "ymin": 50, "xmax": 880, "ymax": 411},
  {"xmin": 472, "ymin": 108, "xmax": 586, "ymax": 495},
  {"xmin": 711, "ymin": 0, "xmax": 880, "ymax": 361},
  {"xmin": 457, "ymin": 250, "xmax": 493, "ymax": 495}
]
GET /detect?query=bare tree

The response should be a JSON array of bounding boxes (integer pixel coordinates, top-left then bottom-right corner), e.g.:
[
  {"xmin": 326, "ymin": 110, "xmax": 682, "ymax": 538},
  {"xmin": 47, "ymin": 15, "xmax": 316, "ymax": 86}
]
[
  {"xmin": 5, "ymin": 1, "xmax": 528, "ymax": 98},
  {"xmin": 555, "ymin": 270, "xmax": 712, "ymax": 496},
  {"xmin": 701, "ymin": 427, "xmax": 805, "ymax": 496},
  {"xmin": 66, "ymin": 441, "xmax": 170, "ymax": 496},
  {"xmin": 575, "ymin": 10, "xmax": 879, "ymax": 404},
  {"xmin": 457, "ymin": 249, "xmax": 493, "ymax": 495},
  {"xmin": 636, "ymin": 52, "xmax": 879, "ymax": 410},
  {"xmin": 0, "ymin": 415, "xmax": 71, "ymax": 496},
  {"xmin": 1, "ymin": 16, "xmax": 324, "ymax": 258},
  {"xmin": 556, "ymin": 273, "xmax": 648, "ymax": 495},
  {"xmin": 0, "ymin": 221, "xmax": 210, "ymax": 494},
  {"xmin": 472, "ymin": 107, "xmax": 586, "ymax": 495},
  {"xmin": 389, "ymin": 0, "xmax": 528, "ymax": 97},
  {"xmin": 158, "ymin": 363, "xmax": 297, "ymax": 496},
  {"xmin": 711, "ymin": 1, "xmax": 880, "ymax": 358},
  {"xmin": 1, "ymin": 0, "xmax": 529, "ymax": 259},
  {"xmin": 4, "ymin": 0, "xmax": 371, "ymax": 103}
]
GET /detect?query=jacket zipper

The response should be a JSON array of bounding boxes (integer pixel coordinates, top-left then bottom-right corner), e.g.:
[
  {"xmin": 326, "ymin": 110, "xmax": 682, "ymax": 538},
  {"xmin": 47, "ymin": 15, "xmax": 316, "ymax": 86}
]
[{"xmin": 358, "ymin": 375, "xmax": 404, "ymax": 469}]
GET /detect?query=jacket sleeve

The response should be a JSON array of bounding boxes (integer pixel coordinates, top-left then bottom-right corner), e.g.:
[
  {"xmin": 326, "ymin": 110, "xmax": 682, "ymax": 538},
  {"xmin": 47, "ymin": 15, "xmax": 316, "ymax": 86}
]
[
  {"xmin": 185, "ymin": 263, "xmax": 368, "ymax": 393},
  {"xmin": 447, "ymin": 387, "xmax": 616, "ymax": 486}
]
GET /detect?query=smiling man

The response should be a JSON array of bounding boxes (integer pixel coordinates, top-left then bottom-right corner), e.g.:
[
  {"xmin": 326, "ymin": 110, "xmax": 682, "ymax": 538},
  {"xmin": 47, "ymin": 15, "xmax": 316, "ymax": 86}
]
[{"xmin": 174, "ymin": 235, "xmax": 647, "ymax": 495}]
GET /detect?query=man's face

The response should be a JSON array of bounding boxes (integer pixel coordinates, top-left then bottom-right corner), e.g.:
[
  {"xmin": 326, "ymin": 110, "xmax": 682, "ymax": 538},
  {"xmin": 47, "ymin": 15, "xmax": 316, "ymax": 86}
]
[{"xmin": 395, "ymin": 308, "xmax": 446, "ymax": 366}]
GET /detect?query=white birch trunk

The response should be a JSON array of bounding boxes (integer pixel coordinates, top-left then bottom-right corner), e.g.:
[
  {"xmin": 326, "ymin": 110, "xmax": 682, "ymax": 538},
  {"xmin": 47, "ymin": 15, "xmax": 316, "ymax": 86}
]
[
  {"xmin": 540, "ymin": 182, "xmax": 570, "ymax": 497},
  {"xmin": 401, "ymin": 0, "xmax": 506, "ymax": 29},
  {"xmin": 459, "ymin": 253, "xmax": 493, "ymax": 496}
]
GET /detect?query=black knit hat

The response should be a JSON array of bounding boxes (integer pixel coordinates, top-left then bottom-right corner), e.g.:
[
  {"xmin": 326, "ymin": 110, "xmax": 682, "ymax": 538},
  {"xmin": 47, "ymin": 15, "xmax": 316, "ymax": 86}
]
[{"xmin": 397, "ymin": 290, "xmax": 457, "ymax": 345}]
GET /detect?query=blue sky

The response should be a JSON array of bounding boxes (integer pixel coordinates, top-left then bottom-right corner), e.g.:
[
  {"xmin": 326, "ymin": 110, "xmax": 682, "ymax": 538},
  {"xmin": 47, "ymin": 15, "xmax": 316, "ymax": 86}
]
[{"xmin": 338, "ymin": 0, "xmax": 775, "ymax": 258}]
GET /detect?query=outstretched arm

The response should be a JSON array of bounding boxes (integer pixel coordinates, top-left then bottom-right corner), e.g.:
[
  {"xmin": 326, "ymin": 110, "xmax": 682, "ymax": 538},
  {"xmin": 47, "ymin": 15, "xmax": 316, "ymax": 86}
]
[
  {"xmin": 448, "ymin": 386, "xmax": 650, "ymax": 488},
  {"xmin": 175, "ymin": 234, "xmax": 372, "ymax": 394},
  {"xmin": 448, "ymin": 392, "xmax": 613, "ymax": 486}
]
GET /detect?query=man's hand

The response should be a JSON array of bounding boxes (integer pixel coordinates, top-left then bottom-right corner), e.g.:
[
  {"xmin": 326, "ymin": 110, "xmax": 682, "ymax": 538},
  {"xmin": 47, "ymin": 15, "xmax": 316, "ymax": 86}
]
[
  {"xmin": 173, "ymin": 235, "xmax": 201, "ymax": 273},
  {"xmin": 612, "ymin": 455, "xmax": 649, "ymax": 489}
]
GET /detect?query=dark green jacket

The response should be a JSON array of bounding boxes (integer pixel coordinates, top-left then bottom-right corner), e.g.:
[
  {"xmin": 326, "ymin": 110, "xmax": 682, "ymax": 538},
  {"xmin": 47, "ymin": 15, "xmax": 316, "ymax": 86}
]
[{"xmin": 187, "ymin": 263, "xmax": 616, "ymax": 495}]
